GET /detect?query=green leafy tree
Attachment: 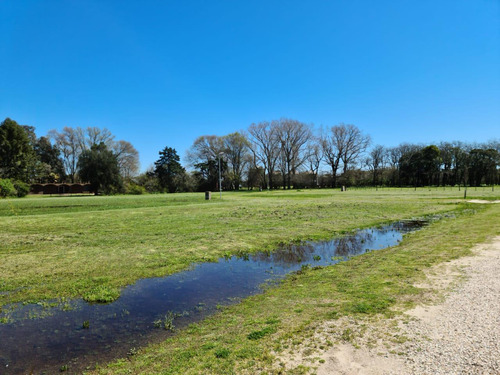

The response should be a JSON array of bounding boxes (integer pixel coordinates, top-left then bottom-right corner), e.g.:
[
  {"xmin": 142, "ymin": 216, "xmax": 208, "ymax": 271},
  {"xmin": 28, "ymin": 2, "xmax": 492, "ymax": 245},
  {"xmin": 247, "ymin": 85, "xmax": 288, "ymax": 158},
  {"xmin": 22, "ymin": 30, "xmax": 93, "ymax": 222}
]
[
  {"xmin": 33, "ymin": 136, "xmax": 66, "ymax": 182},
  {"xmin": 419, "ymin": 145, "xmax": 441, "ymax": 186},
  {"xmin": 77, "ymin": 143, "xmax": 122, "ymax": 194},
  {"xmin": 0, "ymin": 118, "xmax": 35, "ymax": 182},
  {"xmin": 154, "ymin": 147, "xmax": 186, "ymax": 193},
  {"xmin": 469, "ymin": 148, "xmax": 499, "ymax": 186}
]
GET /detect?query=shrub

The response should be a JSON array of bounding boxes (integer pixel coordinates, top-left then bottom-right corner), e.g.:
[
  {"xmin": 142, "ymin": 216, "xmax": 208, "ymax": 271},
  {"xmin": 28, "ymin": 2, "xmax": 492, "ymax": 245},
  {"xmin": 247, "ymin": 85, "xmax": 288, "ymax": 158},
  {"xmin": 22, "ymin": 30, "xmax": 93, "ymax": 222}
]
[
  {"xmin": 0, "ymin": 179, "xmax": 17, "ymax": 198},
  {"xmin": 13, "ymin": 180, "xmax": 29, "ymax": 197},
  {"xmin": 126, "ymin": 183, "xmax": 146, "ymax": 195}
]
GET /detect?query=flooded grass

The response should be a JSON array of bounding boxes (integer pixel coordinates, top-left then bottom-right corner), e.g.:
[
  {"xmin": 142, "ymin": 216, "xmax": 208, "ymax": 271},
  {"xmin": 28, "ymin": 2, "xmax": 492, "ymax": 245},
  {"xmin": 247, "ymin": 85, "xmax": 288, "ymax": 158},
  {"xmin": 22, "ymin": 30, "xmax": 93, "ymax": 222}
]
[
  {"xmin": 88, "ymin": 204, "xmax": 500, "ymax": 375},
  {"xmin": 0, "ymin": 221, "xmax": 425, "ymax": 374},
  {"xmin": 1, "ymin": 189, "xmax": 498, "ymax": 373},
  {"xmin": 0, "ymin": 188, "xmax": 478, "ymax": 309}
]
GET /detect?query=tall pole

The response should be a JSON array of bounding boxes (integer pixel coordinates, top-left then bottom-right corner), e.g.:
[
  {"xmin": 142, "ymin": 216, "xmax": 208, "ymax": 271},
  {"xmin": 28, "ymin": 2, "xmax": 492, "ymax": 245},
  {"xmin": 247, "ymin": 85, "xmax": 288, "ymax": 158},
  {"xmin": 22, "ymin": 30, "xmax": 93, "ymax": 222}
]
[{"xmin": 219, "ymin": 153, "xmax": 222, "ymax": 199}]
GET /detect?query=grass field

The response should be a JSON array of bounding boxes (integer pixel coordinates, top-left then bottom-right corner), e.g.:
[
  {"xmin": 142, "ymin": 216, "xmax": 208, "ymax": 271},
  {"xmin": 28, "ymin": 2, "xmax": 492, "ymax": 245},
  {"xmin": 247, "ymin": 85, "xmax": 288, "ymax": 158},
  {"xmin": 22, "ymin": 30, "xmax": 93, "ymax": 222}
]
[
  {"xmin": 0, "ymin": 187, "xmax": 497, "ymax": 308},
  {"xmin": 1, "ymin": 188, "xmax": 499, "ymax": 373}
]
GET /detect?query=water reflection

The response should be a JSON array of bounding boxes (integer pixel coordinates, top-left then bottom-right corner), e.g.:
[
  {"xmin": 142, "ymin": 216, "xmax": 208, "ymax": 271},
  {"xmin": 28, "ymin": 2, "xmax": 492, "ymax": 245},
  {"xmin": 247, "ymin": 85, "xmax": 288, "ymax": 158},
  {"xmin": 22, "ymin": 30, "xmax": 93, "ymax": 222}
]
[{"xmin": 0, "ymin": 221, "xmax": 425, "ymax": 374}]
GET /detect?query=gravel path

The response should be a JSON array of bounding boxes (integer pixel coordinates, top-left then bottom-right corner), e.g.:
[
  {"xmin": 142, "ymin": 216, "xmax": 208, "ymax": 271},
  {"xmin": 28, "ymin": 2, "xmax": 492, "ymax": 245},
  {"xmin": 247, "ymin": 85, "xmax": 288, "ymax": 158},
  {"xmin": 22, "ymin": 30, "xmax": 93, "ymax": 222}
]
[
  {"xmin": 400, "ymin": 238, "xmax": 500, "ymax": 374},
  {"xmin": 314, "ymin": 236, "xmax": 500, "ymax": 375}
]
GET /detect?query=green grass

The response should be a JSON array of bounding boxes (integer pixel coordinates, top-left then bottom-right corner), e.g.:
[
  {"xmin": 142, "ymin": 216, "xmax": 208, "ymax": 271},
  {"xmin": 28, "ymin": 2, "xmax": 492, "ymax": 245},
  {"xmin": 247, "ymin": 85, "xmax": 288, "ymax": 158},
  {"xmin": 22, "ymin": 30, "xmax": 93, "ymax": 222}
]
[
  {"xmin": 2, "ymin": 187, "xmax": 500, "ymax": 373},
  {"xmin": 88, "ymin": 202, "xmax": 500, "ymax": 375},
  {"xmin": 1, "ymin": 187, "xmax": 498, "ymax": 308}
]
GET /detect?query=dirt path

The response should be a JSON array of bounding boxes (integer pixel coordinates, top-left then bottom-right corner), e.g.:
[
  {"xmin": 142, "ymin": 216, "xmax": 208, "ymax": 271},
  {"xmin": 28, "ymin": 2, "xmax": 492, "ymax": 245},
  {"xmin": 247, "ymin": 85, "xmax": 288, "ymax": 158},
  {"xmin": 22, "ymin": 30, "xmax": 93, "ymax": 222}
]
[{"xmin": 314, "ymin": 236, "xmax": 500, "ymax": 375}]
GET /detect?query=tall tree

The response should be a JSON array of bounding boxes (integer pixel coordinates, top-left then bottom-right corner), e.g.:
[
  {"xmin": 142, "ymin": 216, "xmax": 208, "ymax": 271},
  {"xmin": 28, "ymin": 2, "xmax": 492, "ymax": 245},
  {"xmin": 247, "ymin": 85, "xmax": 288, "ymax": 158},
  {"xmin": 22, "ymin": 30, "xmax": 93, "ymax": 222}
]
[
  {"xmin": 49, "ymin": 127, "xmax": 81, "ymax": 182},
  {"xmin": 420, "ymin": 145, "xmax": 441, "ymax": 186},
  {"xmin": 112, "ymin": 140, "xmax": 139, "ymax": 178},
  {"xmin": 50, "ymin": 126, "xmax": 139, "ymax": 181},
  {"xmin": 305, "ymin": 140, "xmax": 323, "ymax": 187},
  {"xmin": 468, "ymin": 148, "xmax": 499, "ymax": 186},
  {"xmin": 154, "ymin": 147, "xmax": 186, "ymax": 193},
  {"xmin": 77, "ymin": 143, "xmax": 122, "ymax": 194},
  {"xmin": 337, "ymin": 124, "xmax": 371, "ymax": 176},
  {"xmin": 187, "ymin": 135, "xmax": 225, "ymax": 191},
  {"xmin": 275, "ymin": 118, "xmax": 312, "ymax": 189},
  {"xmin": 34, "ymin": 136, "xmax": 66, "ymax": 182},
  {"xmin": 320, "ymin": 126, "xmax": 343, "ymax": 188},
  {"xmin": 366, "ymin": 145, "xmax": 386, "ymax": 186},
  {"xmin": 187, "ymin": 135, "xmax": 224, "ymax": 165},
  {"xmin": 248, "ymin": 121, "xmax": 280, "ymax": 189},
  {"xmin": 76, "ymin": 127, "xmax": 115, "ymax": 151},
  {"xmin": 223, "ymin": 132, "xmax": 250, "ymax": 190},
  {"xmin": 0, "ymin": 118, "xmax": 34, "ymax": 182}
]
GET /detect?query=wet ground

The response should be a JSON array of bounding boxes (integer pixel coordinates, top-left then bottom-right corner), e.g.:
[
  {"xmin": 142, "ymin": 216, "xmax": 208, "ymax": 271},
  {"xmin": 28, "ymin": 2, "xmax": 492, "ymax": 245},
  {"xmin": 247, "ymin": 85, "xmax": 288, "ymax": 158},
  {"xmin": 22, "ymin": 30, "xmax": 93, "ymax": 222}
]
[{"xmin": 0, "ymin": 221, "xmax": 425, "ymax": 374}]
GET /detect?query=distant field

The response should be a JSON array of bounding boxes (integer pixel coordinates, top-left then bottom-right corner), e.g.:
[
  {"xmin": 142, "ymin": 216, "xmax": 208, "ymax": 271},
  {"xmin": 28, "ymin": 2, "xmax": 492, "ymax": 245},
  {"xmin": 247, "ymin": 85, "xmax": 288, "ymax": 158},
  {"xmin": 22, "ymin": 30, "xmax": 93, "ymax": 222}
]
[{"xmin": 0, "ymin": 187, "xmax": 498, "ymax": 308}]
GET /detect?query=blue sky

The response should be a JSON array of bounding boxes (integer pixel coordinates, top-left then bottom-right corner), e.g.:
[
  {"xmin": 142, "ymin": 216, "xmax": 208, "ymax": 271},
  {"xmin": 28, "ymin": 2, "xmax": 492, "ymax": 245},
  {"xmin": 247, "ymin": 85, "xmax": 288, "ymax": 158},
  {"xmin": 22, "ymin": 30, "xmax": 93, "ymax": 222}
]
[{"xmin": 1, "ymin": 0, "xmax": 499, "ymax": 171}]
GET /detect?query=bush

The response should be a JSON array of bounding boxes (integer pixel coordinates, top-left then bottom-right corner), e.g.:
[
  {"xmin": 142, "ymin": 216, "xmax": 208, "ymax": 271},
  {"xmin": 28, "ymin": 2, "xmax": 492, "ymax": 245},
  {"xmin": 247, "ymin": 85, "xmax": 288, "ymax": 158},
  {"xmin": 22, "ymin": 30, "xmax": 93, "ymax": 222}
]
[
  {"xmin": 0, "ymin": 179, "xmax": 17, "ymax": 198},
  {"xmin": 126, "ymin": 183, "xmax": 146, "ymax": 195},
  {"xmin": 13, "ymin": 180, "xmax": 29, "ymax": 197}
]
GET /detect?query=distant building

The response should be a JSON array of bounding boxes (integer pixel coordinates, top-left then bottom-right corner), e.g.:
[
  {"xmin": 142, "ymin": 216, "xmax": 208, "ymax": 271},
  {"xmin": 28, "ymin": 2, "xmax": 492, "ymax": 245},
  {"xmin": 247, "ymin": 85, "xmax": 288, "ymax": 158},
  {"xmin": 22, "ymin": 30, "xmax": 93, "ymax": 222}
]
[{"xmin": 30, "ymin": 183, "xmax": 93, "ymax": 195}]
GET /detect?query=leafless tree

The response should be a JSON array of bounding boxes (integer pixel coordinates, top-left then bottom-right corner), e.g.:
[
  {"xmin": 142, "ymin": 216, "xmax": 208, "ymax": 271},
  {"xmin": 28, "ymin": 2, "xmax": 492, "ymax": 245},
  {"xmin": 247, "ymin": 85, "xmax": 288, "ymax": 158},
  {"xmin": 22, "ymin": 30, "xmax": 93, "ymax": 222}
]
[
  {"xmin": 48, "ymin": 127, "xmax": 81, "ymax": 182},
  {"xmin": 338, "ymin": 124, "xmax": 371, "ymax": 174},
  {"xmin": 186, "ymin": 135, "xmax": 225, "ymax": 166},
  {"xmin": 76, "ymin": 127, "xmax": 115, "ymax": 151},
  {"xmin": 305, "ymin": 139, "xmax": 323, "ymax": 187},
  {"xmin": 223, "ymin": 132, "xmax": 250, "ymax": 190},
  {"xmin": 112, "ymin": 140, "xmax": 139, "ymax": 178},
  {"xmin": 50, "ymin": 126, "xmax": 138, "ymax": 181},
  {"xmin": 321, "ymin": 123, "xmax": 370, "ymax": 187},
  {"xmin": 321, "ymin": 128, "xmax": 343, "ymax": 188},
  {"xmin": 275, "ymin": 118, "xmax": 312, "ymax": 189},
  {"xmin": 365, "ymin": 145, "xmax": 386, "ymax": 185},
  {"xmin": 387, "ymin": 146, "xmax": 403, "ymax": 185},
  {"xmin": 248, "ymin": 121, "xmax": 280, "ymax": 189}
]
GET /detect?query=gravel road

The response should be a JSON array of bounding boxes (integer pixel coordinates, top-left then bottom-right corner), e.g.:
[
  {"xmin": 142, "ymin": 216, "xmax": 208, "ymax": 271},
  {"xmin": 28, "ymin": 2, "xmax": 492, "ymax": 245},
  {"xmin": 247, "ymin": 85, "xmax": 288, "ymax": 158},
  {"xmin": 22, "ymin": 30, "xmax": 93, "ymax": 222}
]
[
  {"xmin": 315, "ymin": 236, "xmax": 500, "ymax": 375},
  {"xmin": 400, "ymin": 237, "xmax": 500, "ymax": 374}
]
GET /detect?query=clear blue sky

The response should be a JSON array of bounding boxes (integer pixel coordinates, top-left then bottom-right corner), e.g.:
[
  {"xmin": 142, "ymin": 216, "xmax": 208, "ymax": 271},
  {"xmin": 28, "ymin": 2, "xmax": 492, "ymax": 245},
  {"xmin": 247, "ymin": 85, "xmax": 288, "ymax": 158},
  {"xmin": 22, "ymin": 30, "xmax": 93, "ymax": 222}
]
[{"xmin": 1, "ymin": 0, "xmax": 499, "ymax": 171}]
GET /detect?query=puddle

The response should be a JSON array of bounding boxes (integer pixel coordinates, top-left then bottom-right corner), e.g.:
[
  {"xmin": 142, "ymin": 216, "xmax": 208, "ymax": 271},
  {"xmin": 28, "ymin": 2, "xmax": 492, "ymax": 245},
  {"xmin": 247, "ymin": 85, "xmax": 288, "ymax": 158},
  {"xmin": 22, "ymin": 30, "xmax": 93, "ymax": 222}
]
[{"xmin": 0, "ymin": 220, "xmax": 426, "ymax": 374}]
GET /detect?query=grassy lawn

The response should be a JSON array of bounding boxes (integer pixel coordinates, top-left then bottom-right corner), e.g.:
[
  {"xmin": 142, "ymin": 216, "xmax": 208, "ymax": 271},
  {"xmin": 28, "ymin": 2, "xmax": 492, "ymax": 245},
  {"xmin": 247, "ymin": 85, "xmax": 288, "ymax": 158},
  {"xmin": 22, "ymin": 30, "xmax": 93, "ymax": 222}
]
[
  {"xmin": 0, "ymin": 187, "xmax": 497, "ymax": 308},
  {"xmin": 87, "ymin": 200, "xmax": 500, "ymax": 375}
]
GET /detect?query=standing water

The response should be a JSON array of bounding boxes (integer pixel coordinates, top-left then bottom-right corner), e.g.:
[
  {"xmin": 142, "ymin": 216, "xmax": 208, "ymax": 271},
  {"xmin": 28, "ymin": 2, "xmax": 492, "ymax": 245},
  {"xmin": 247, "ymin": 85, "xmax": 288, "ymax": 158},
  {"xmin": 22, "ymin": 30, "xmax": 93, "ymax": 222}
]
[{"xmin": 0, "ymin": 221, "xmax": 425, "ymax": 374}]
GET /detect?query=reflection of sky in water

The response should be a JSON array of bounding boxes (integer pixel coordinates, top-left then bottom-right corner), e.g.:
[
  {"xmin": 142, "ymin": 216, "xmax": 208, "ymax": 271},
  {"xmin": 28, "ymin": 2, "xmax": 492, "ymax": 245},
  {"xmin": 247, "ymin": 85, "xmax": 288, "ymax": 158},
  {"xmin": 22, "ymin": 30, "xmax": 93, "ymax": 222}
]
[{"xmin": 0, "ymin": 221, "xmax": 425, "ymax": 374}]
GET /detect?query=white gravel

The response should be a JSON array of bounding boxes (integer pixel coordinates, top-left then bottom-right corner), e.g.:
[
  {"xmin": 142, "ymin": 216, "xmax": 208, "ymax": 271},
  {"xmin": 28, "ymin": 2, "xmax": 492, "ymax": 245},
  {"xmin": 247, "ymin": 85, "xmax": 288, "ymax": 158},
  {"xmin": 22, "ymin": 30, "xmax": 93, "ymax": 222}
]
[
  {"xmin": 399, "ymin": 239, "xmax": 500, "ymax": 375},
  {"xmin": 314, "ymin": 236, "xmax": 500, "ymax": 375}
]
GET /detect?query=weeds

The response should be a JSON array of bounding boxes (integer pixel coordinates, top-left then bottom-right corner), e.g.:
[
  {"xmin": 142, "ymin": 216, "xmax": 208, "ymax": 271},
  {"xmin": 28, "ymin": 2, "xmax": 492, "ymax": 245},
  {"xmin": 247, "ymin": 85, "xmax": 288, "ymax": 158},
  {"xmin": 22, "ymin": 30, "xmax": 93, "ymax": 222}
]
[{"xmin": 154, "ymin": 311, "xmax": 178, "ymax": 331}]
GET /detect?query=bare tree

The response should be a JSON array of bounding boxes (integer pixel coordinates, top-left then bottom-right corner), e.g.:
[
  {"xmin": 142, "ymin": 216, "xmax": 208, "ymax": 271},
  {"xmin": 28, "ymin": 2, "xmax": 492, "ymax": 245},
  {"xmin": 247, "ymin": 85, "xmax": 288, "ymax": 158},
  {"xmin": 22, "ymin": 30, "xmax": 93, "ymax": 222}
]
[
  {"xmin": 248, "ymin": 121, "xmax": 280, "ymax": 189},
  {"xmin": 223, "ymin": 132, "xmax": 250, "ymax": 190},
  {"xmin": 387, "ymin": 146, "xmax": 404, "ymax": 186},
  {"xmin": 305, "ymin": 139, "xmax": 323, "ymax": 187},
  {"xmin": 50, "ymin": 126, "xmax": 138, "ymax": 181},
  {"xmin": 321, "ymin": 128, "xmax": 343, "ymax": 188},
  {"xmin": 366, "ymin": 145, "xmax": 386, "ymax": 186},
  {"xmin": 275, "ymin": 118, "xmax": 312, "ymax": 189},
  {"xmin": 186, "ymin": 135, "xmax": 224, "ymax": 166},
  {"xmin": 112, "ymin": 140, "xmax": 139, "ymax": 178},
  {"xmin": 48, "ymin": 127, "xmax": 81, "ymax": 182},
  {"xmin": 321, "ymin": 123, "xmax": 370, "ymax": 187},
  {"xmin": 338, "ymin": 124, "xmax": 371, "ymax": 175},
  {"xmin": 72, "ymin": 126, "xmax": 115, "ymax": 151}
]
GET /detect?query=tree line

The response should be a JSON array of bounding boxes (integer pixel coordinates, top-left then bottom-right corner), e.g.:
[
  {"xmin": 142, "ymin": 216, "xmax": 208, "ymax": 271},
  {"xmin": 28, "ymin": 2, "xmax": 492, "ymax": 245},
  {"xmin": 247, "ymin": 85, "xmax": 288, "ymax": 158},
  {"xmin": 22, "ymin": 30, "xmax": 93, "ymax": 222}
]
[
  {"xmin": 0, "ymin": 117, "xmax": 139, "ymax": 195},
  {"xmin": 147, "ymin": 118, "xmax": 499, "ymax": 193},
  {"xmin": 1, "ymin": 116, "xmax": 498, "ymax": 196}
]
